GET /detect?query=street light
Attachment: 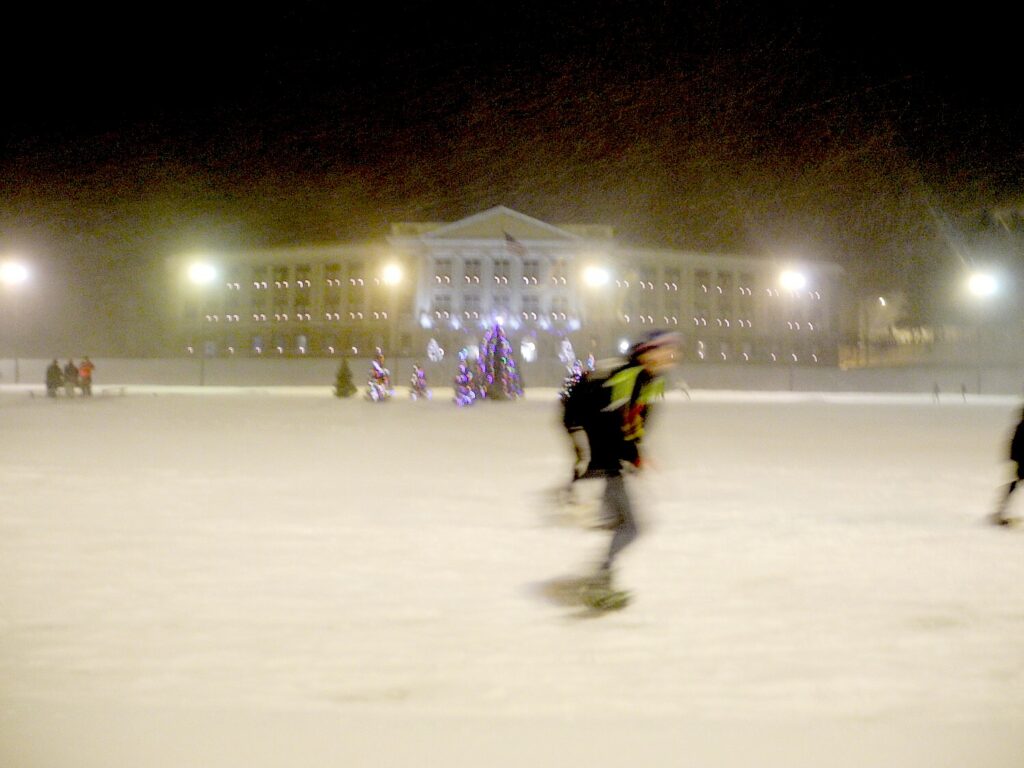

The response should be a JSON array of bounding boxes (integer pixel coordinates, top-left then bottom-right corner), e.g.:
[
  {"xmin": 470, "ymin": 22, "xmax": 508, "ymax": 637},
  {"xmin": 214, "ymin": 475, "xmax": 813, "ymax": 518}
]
[
  {"xmin": 582, "ymin": 265, "xmax": 610, "ymax": 288},
  {"xmin": 0, "ymin": 258, "xmax": 30, "ymax": 383},
  {"xmin": 965, "ymin": 270, "xmax": 1000, "ymax": 394},
  {"xmin": 186, "ymin": 260, "xmax": 218, "ymax": 384},
  {"xmin": 379, "ymin": 262, "xmax": 404, "ymax": 367},
  {"xmin": 967, "ymin": 271, "xmax": 998, "ymax": 298},
  {"xmin": 0, "ymin": 260, "xmax": 30, "ymax": 287},
  {"xmin": 188, "ymin": 261, "xmax": 217, "ymax": 286},
  {"xmin": 779, "ymin": 270, "xmax": 807, "ymax": 291},
  {"xmin": 381, "ymin": 263, "xmax": 403, "ymax": 286}
]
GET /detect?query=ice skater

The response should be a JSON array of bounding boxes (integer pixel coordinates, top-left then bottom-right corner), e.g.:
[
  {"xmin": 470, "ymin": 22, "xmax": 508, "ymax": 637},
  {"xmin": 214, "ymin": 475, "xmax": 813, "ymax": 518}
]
[
  {"xmin": 990, "ymin": 407, "xmax": 1024, "ymax": 526},
  {"xmin": 78, "ymin": 356, "xmax": 95, "ymax": 396},
  {"xmin": 63, "ymin": 359, "xmax": 79, "ymax": 398},
  {"xmin": 560, "ymin": 330, "xmax": 680, "ymax": 609},
  {"xmin": 45, "ymin": 359, "xmax": 63, "ymax": 397}
]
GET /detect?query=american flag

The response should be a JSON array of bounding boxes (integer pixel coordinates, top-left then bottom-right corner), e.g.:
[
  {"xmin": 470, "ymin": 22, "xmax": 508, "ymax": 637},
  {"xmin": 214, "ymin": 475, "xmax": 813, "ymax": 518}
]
[{"xmin": 504, "ymin": 231, "xmax": 528, "ymax": 258}]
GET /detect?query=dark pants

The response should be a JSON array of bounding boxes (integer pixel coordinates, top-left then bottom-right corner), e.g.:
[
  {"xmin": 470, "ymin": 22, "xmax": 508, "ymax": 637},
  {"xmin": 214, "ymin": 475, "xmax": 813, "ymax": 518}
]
[
  {"xmin": 600, "ymin": 474, "xmax": 639, "ymax": 572},
  {"xmin": 996, "ymin": 464, "xmax": 1023, "ymax": 517}
]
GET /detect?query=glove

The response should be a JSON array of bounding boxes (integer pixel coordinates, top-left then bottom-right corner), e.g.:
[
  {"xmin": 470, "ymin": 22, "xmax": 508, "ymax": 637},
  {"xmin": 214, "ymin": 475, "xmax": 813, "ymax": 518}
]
[{"xmin": 570, "ymin": 429, "xmax": 591, "ymax": 479}]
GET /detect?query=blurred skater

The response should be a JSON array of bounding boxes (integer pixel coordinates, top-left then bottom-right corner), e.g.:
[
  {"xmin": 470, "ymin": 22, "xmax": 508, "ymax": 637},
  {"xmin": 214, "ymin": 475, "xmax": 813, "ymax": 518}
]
[
  {"xmin": 63, "ymin": 359, "xmax": 78, "ymax": 398},
  {"xmin": 561, "ymin": 330, "xmax": 679, "ymax": 608},
  {"xmin": 990, "ymin": 407, "xmax": 1024, "ymax": 526},
  {"xmin": 78, "ymin": 356, "xmax": 95, "ymax": 396},
  {"xmin": 45, "ymin": 359, "xmax": 63, "ymax": 397}
]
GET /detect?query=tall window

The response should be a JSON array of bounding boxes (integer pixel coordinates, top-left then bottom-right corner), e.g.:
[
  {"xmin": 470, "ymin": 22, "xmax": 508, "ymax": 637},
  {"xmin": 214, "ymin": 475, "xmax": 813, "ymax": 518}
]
[
  {"xmin": 551, "ymin": 296, "xmax": 569, "ymax": 319},
  {"xmin": 693, "ymin": 268, "xmax": 710, "ymax": 326},
  {"xmin": 325, "ymin": 264, "xmax": 341, "ymax": 315},
  {"xmin": 434, "ymin": 258, "xmax": 452, "ymax": 285},
  {"xmin": 551, "ymin": 259, "xmax": 567, "ymax": 285},
  {"xmin": 463, "ymin": 294, "xmax": 481, "ymax": 320},
  {"xmin": 493, "ymin": 292, "xmax": 511, "ymax": 318},
  {"xmin": 717, "ymin": 271, "xmax": 733, "ymax": 319},
  {"xmin": 295, "ymin": 265, "xmax": 312, "ymax": 310},
  {"xmin": 521, "ymin": 295, "xmax": 540, "ymax": 319},
  {"xmin": 464, "ymin": 258, "xmax": 481, "ymax": 284},
  {"xmin": 522, "ymin": 259, "xmax": 540, "ymax": 285},
  {"xmin": 433, "ymin": 294, "xmax": 452, "ymax": 319},
  {"xmin": 493, "ymin": 259, "xmax": 510, "ymax": 285}
]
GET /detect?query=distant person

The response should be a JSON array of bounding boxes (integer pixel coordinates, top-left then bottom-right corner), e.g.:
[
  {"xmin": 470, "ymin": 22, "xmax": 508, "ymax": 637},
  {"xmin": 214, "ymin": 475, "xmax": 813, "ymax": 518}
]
[
  {"xmin": 45, "ymin": 359, "xmax": 63, "ymax": 397},
  {"xmin": 78, "ymin": 356, "xmax": 95, "ymax": 396},
  {"xmin": 63, "ymin": 359, "xmax": 79, "ymax": 398},
  {"xmin": 961, "ymin": 383, "xmax": 968, "ymax": 402},
  {"xmin": 990, "ymin": 407, "xmax": 1024, "ymax": 527},
  {"xmin": 932, "ymin": 382, "xmax": 940, "ymax": 403}
]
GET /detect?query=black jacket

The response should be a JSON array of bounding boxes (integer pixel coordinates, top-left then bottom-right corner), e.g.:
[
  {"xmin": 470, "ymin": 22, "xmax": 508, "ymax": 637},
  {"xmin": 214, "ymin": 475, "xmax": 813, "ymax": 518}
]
[
  {"xmin": 1011, "ymin": 418, "xmax": 1024, "ymax": 465},
  {"xmin": 564, "ymin": 360, "xmax": 655, "ymax": 476}
]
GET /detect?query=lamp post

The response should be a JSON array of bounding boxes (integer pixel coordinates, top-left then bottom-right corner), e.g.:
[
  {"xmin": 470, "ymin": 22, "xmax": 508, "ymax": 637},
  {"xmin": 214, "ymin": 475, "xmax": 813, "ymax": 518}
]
[
  {"xmin": 966, "ymin": 270, "xmax": 998, "ymax": 395},
  {"xmin": 779, "ymin": 269, "xmax": 808, "ymax": 390},
  {"xmin": 1, "ymin": 259, "xmax": 30, "ymax": 384},
  {"xmin": 187, "ymin": 260, "xmax": 218, "ymax": 386},
  {"xmin": 381, "ymin": 261, "xmax": 403, "ymax": 378},
  {"xmin": 581, "ymin": 264, "xmax": 612, "ymax": 357}
]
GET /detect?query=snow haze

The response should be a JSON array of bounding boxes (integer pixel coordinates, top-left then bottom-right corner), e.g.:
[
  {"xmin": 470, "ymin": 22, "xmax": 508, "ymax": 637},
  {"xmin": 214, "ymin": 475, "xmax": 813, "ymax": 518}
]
[{"xmin": 1, "ymin": 386, "xmax": 1022, "ymax": 767}]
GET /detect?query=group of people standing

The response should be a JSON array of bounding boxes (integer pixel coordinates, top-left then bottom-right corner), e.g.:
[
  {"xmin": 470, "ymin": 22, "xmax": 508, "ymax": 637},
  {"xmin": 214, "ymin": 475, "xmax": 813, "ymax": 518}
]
[{"xmin": 45, "ymin": 357, "xmax": 95, "ymax": 397}]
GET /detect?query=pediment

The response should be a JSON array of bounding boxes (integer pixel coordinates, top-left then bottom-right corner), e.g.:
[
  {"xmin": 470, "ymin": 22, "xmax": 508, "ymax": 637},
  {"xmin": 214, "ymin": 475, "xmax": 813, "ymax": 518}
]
[{"xmin": 423, "ymin": 206, "xmax": 580, "ymax": 241}]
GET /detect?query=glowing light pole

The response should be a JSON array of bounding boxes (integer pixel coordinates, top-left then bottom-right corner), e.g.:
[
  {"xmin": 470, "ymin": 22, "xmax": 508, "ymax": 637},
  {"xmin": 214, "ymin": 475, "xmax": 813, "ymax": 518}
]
[
  {"xmin": 188, "ymin": 260, "xmax": 217, "ymax": 385},
  {"xmin": 1, "ymin": 258, "xmax": 30, "ymax": 383},
  {"xmin": 779, "ymin": 269, "xmax": 808, "ymax": 390},
  {"xmin": 380, "ymin": 261, "xmax": 403, "ymax": 376},
  {"xmin": 966, "ymin": 270, "xmax": 998, "ymax": 394},
  {"xmin": 581, "ymin": 264, "xmax": 612, "ymax": 360}
]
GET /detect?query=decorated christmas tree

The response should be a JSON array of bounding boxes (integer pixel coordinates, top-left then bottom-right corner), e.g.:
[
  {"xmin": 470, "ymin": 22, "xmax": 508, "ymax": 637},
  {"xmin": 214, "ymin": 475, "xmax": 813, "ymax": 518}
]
[
  {"xmin": 409, "ymin": 363, "xmax": 431, "ymax": 400},
  {"xmin": 559, "ymin": 359, "xmax": 585, "ymax": 403},
  {"xmin": 479, "ymin": 324, "xmax": 523, "ymax": 401},
  {"xmin": 453, "ymin": 350, "xmax": 476, "ymax": 407},
  {"xmin": 366, "ymin": 348, "xmax": 393, "ymax": 402},
  {"xmin": 334, "ymin": 358, "xmax": 357, "ymax": 398}
]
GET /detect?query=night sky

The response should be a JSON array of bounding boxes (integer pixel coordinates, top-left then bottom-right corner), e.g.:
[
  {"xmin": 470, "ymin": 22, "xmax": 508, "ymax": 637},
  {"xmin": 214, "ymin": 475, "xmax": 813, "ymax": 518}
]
[{"xmin": 2, "ymin": 2, "xmax": 1021, "ymax": 353}]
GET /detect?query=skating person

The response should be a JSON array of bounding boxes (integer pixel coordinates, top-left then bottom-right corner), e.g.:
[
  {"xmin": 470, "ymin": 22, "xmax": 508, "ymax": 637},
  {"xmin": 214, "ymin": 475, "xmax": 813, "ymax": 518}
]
[
  {"xmin": 78, "ymin": 356, "xmax": 95, "ymax": 396},
  {"xmin": 45, "ymin": 359, "xmax": 63, "ymax": 397},
  {"xmin": 562, "ymin": 329, "xmax": 680, "ymax": 608},
  {"xmin": 990, "ymin": 407, "xmax": 1024, "ymax": 526},
  {"xmin": 62, "ymin": 360, "xmax": 79, "ymax": 398}
]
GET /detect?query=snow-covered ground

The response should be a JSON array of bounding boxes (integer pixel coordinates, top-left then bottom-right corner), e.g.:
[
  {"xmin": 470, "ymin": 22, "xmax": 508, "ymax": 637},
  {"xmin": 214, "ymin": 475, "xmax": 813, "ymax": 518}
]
[{"xmin": 1, "ymin": 386, "xmax": 1023, "ymax": 767}]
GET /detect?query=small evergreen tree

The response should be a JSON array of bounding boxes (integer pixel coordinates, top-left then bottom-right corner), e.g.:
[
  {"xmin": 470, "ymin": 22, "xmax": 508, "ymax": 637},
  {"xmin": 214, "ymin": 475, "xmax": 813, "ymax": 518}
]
[
  {"xmin": 479, "ymin": 324, "xmax": 523, "ymax": 401},
  {"xmin": 334, "ymin": 358, "xmax": 357, "ymax": 398},
  {"xmin": 409, "ymin": 363, "xmax": 431, "ymax": 400},
  {"xmin": 453, "ymin": 351, "xmax": 476, "ymax": 406},
  {"xmin": 559, "ymin": 359, "xmax": 585, "ymax": 403}
]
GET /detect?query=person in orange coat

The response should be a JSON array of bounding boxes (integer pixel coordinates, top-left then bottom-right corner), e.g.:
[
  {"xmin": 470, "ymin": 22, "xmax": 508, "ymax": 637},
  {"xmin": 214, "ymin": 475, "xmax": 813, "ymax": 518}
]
[{"xmin": 78, "ymin": 356, "xmax": 95, "ymax": 396}]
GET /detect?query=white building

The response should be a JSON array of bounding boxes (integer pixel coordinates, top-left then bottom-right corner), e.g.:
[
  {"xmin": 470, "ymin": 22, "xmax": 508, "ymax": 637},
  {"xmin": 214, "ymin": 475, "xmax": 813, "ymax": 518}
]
[{"xmin": 167, "ymin": 206, "xmax": 842, "ymax": 375}]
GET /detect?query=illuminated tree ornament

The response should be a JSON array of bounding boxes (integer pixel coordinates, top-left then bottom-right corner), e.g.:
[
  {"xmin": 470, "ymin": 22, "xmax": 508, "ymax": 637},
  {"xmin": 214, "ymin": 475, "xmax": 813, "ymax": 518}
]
[
  {"xmin": 366, "ymin": 347, "xmax": 394, "ymax": 402},
  {"xmin": 558, "ymin": 338, "xmax": 575, "ymax": 367},
  {"xmin": 409, "ymin": 364, "xmax": 431, "ymax": 400},
  {"xmin": 478, "ymin": 323, "xmax": 523, "ymax": 401},
  {"xmin": 453, "ymin": 349, "xmax": 476, "ymax": 407},
  {"xmin": 427, "ymin": 338, "xmax": 444, "ymax": 363},
  {"xmin": 560, "ymin": 359, "xmax": 585, "ymax": 403}
]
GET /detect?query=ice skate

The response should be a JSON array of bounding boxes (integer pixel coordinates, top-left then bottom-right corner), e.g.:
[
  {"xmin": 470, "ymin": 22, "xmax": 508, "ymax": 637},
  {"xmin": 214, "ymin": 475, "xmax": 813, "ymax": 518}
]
[{"xmin": 579, "ymin": 569, "xmax": 631, "ymax": 612}]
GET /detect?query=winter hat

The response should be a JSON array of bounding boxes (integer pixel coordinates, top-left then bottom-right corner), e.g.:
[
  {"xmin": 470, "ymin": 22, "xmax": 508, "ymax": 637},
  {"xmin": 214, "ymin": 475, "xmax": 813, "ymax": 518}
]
[{"xmin": 629, "ymin": 330, "xmax": 680, "ymax": 357}]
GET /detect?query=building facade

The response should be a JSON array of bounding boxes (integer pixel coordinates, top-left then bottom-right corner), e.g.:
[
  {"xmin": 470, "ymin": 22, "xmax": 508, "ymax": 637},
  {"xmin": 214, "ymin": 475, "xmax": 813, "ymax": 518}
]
[{"xmin": 166, "ymin": 206, "xmax": 842, "ymax": 371}]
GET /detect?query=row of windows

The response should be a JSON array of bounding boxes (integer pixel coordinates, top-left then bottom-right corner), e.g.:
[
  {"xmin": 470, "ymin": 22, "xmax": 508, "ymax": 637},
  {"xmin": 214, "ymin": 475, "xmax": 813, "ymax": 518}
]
[{"xmin": 186, "ymin": 337, "xmax": 829, "ymax": 364}]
